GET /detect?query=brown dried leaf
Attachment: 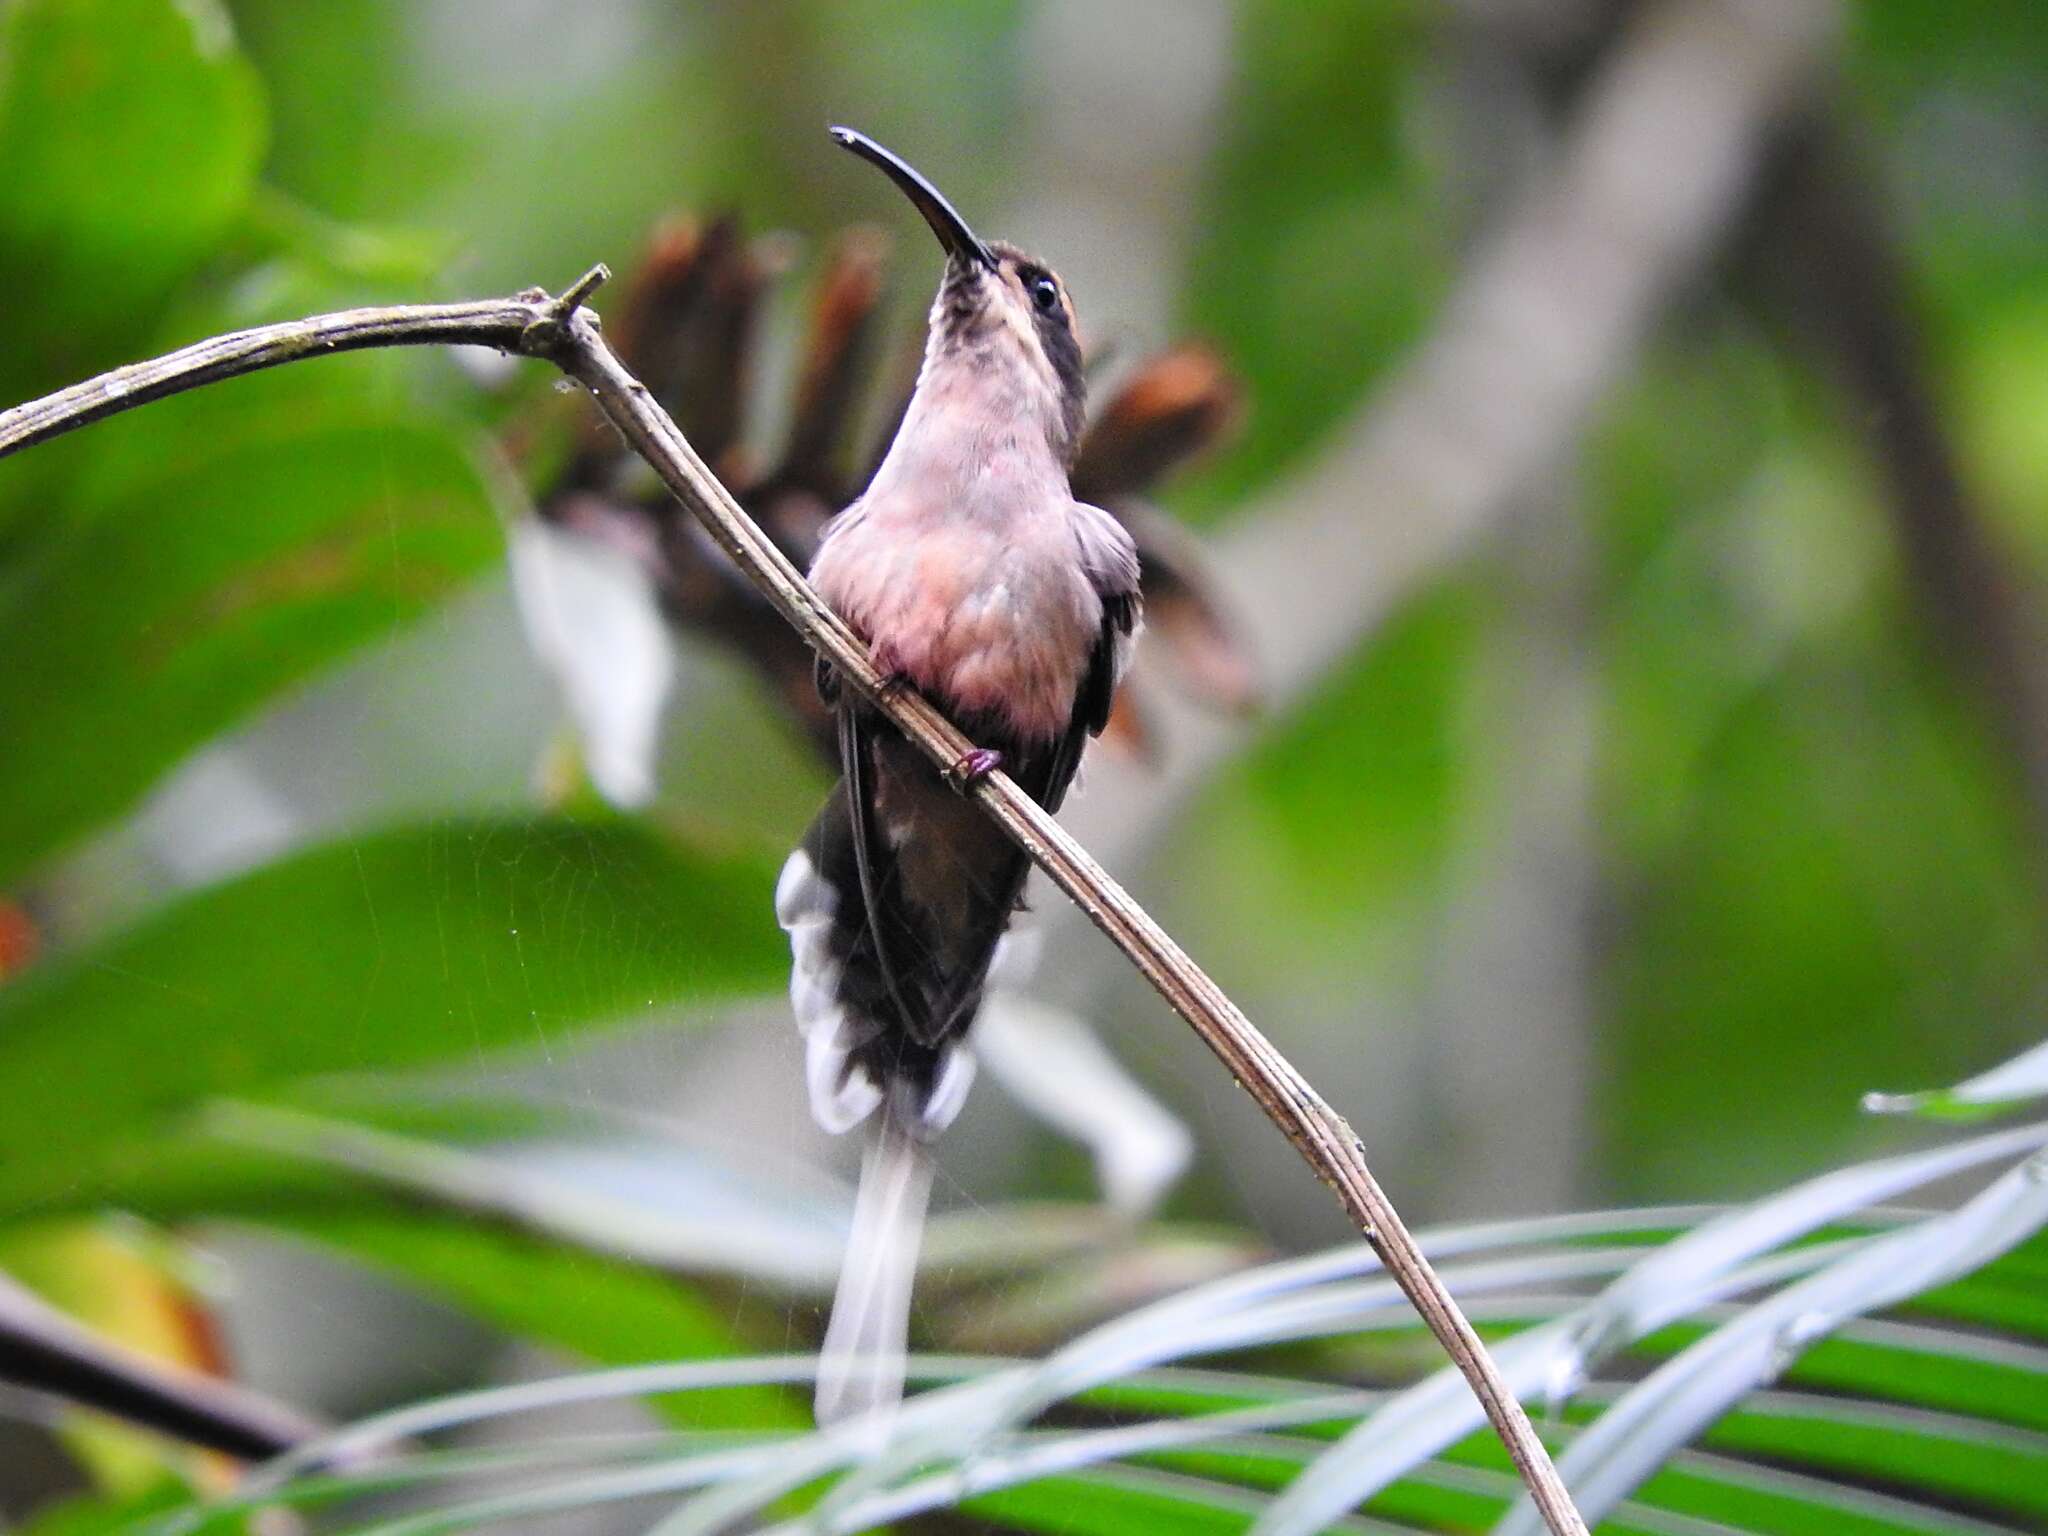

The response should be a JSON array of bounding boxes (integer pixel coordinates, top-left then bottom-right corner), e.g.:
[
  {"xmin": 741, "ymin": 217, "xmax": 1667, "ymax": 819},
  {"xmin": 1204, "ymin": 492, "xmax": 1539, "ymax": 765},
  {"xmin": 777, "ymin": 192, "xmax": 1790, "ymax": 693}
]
[
  {"xmin": 1121, "ymin": 499, "xmax": 1261, "ymax": 715},
  {"xmin": 778, "ymin": 224, "xmax": 892, "ymax": 500},
  {"xmin": 1072, "ymin": 343, "xmax": 1241, "ymax": 502},
  {"xmin": 617, "ymin": 216, "xmax": 767, "ymax": 476},
  {"xmin": 1098, "ymin": 681, "xmax": 1159, "ymax": 765}
]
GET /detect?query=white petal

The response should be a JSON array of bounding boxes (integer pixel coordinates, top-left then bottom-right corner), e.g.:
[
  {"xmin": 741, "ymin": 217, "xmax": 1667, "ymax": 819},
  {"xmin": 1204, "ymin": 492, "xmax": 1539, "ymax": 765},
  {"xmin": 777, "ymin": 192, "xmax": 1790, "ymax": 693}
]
[
  {"xmin": 975, "ymin": 991, "xmax": 1192, "ymax": 1215},
  {"xmin": 510, "ymin": 516, "xmax": 675, "ymax": 808},
  {"xmin": 985, "ymin": 925, "xmax": 1044, "ymax": 992}
]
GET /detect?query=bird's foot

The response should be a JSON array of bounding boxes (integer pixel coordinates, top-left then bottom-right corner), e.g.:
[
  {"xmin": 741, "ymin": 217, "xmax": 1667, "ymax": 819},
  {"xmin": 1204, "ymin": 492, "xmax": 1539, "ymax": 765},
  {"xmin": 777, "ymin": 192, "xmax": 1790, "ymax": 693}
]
[{"xmin": 945, "ymin": 747, "xmax": 1004, "ymax": 792}]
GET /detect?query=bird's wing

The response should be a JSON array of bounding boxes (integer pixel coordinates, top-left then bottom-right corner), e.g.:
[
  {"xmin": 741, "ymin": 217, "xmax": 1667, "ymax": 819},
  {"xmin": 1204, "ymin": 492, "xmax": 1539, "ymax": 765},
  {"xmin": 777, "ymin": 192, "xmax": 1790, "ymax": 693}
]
[
  {"xmin": 809, "ymin": 499, "xmax": 867, "ymax": 709},
  {"xmin": 838, "ymin": 702, "xmax": 930, "ymax": 1044},
  {"xmin": 1035, "ymin": 500, "xmax": 1142, "ymax": 815}
]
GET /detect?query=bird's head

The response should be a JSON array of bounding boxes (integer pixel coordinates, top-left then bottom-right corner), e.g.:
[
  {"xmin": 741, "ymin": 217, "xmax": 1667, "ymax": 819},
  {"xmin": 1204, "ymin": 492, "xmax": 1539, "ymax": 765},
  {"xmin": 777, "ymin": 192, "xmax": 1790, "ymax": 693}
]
[{"xmin": 830, "ymin": 125, "xmax": 1085, "ymax": 465}]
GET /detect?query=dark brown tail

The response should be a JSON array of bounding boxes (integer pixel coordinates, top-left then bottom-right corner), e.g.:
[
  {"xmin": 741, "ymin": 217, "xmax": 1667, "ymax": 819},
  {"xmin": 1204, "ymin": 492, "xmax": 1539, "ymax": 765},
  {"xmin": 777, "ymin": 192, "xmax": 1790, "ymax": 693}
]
[{"xmin": 778, "ymin": 764, "xmax": 1028, "ymax": 1425}]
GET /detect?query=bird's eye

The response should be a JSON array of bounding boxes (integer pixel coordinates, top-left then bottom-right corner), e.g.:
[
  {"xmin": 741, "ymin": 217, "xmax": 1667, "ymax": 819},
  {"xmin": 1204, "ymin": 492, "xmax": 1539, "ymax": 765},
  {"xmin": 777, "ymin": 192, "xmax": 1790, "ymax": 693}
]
[{"xmin": 1029, "ymin": 274, "xmax": 1060, "ymax": 312}]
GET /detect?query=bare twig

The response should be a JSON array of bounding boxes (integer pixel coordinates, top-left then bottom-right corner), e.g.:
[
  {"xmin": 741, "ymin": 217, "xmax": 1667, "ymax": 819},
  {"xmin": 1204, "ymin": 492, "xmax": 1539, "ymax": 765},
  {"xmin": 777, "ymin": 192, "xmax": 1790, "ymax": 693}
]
[
  {"xmin": 0, "ymin": 276, "xmax": 1588, "ymax": 1535},
  {"xmin": 0, "ymin": 294, "xmax": 556, "ymax": 457},
  {"xmin": 0, "ymin": 1270, "xmax": 321, "ymax": 1459}
]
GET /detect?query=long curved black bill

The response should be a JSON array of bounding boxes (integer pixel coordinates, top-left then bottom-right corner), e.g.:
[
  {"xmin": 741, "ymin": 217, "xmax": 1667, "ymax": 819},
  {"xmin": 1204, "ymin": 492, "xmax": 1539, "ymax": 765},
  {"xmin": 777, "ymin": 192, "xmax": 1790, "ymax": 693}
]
[{"xmin": 830, "ymin": 126, "xmax": 997, "ymax": 271}]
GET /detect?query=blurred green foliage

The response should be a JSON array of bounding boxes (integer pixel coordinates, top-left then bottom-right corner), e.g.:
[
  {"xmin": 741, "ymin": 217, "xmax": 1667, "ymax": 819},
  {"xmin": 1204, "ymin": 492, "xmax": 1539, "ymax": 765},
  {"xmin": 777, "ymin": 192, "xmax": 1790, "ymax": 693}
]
[
  {"xmin": 0, "ymin": 0, "xmax": 263, "ymax": 401},
  {"xmin": 1587, "ymin": 333, "xmax": 2045, "ymax": 1193},
  {"xmin": 0, "ymin": 417, "xmax": 501, "ymax": 880},
  {"xmin": 262, "ymin": 1209, "xmax": 805, "ymax": 1430},
  {"xmin": 1160, "ymin": 0, "xmax": 2048, "ymax": 1202},
  {"xmin": 3, "ymin": 0, "xmax": 2048, "ymax": 1525},
  {"xmin": 1177, "ymin": 0, "xmax": 1442, "ymax": 516},
  {"xmin": 0, "ymin": 820, "xmax": 780, "ymax": 1210}
]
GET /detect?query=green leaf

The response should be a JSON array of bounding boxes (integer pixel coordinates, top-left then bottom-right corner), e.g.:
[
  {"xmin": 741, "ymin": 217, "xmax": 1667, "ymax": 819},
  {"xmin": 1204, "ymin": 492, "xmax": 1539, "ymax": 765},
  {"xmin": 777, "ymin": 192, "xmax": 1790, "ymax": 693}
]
[
  {"xmin": 1260, "ymin": 1131, "xmax": 2044, "ymax": 1536},
  {"xmin": 1785, "ymin": 1331, "xmax": 2048, "ymax": 1438},
  {"xmin": 1864, "ymin": 1039, "xmax": 2048, "ymax": 1122},
  {"xmin": 0, "ymin": 412, "xmax": 502, "ymax": 883},
  {"xmin": 962, "ymin": 1467, "xmax": 1267, "ymax": 1536},
  {"xmin": 0, "ymin": 819, "xmax": 784, "ymax": 1211},
  {"xmin": 115, "ymin": 1190, "xmax": 2048, "ymax": 1536},
  {"xmin": 1625, "ymin": 1459, "xmax": 1990, "ymax": 1536},
  {"xmin": 1702, "ymin": 1399, "xmax": 2048, "ymax": 1525},
  {"xmin": 16, "ymin": 1482, "xmax": 195, "ymax": 1536},
  {"xmin": 1630, "ymin": 1315, "xmax": 2048, "ymax": 1439},
  {"xmin": 1911, "ymin": 1239, "xmax": 2048, "ymax": 1339},
  {"xmin": 0, "ymin": 0, "xmax": 266, "ymax": 398},
  {"xmin": 254, "ymin": 1210, "xmax": 805, "ymax": 1432},
  {"xmin": 1145, "ymin": 1440, "xmax": 1514, "ymax": 1532},
  {"xmin": 1137, "ymin": 1386, "xmax": 2048, "ymax": 1535}
]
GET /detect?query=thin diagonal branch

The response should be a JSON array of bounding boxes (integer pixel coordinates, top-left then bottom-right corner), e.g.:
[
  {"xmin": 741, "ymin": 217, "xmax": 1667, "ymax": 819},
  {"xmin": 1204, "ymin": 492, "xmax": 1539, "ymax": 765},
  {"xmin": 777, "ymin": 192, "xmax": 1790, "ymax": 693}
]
[
  {"xmin": 0, "ymin": 1270, "xmax": 321, "ymax": 1459},
  {"xmin": 0, "ymin": 277, "xmax": 1588, "ymax": 1536}
]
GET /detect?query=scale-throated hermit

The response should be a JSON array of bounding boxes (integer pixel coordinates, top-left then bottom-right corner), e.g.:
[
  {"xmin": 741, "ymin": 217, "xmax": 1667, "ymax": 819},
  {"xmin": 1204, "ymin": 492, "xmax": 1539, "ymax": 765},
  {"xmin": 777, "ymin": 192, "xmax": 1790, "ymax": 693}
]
[{"xmin": 777, "ymin": 126, "xmax": 1141, "ymax": 1425}]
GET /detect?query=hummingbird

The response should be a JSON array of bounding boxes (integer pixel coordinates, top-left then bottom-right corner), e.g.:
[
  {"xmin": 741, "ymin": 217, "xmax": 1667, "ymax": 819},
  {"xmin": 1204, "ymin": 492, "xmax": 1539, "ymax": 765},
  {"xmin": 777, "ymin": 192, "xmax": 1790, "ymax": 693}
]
[{"xmin": 777, "ymin": 126, "xmax": 1141, "ymax": 1426}]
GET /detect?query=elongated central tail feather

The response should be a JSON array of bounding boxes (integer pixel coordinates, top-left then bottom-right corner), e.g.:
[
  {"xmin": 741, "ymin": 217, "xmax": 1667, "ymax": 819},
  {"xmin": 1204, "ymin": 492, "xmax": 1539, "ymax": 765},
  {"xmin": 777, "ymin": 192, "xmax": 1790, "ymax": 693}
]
[
  {"xmin": 777, "ymin": 811, "xmax": 974, "ymax": 1428},
  {"xmin": 814, "ymin": 1101, "xmax": 933, "ymax": 1426}
]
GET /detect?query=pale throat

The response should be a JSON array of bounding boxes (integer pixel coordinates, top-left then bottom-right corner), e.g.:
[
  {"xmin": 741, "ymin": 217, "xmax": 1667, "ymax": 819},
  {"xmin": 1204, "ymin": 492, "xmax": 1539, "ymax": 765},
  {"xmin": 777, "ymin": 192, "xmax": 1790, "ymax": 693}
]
[{"xmin": 885, "ymin": 339, "xmax": 1071, "ymax": 500}]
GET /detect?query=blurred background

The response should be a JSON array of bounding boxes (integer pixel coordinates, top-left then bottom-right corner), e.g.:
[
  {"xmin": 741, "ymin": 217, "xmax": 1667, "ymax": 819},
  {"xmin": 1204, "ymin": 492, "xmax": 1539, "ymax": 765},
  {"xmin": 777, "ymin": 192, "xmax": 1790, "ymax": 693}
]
[{"xmin": 1, "ymin": 0, "xmax": 2045, "ymax": 1527}]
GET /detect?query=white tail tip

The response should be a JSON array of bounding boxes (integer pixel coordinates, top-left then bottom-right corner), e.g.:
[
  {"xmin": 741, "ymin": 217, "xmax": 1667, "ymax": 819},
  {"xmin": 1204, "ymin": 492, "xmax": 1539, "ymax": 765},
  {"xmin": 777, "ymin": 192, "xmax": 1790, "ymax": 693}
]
[{"xmin": 815, "ymin": 1108, "xmax": 933, "ymax": 1429}]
